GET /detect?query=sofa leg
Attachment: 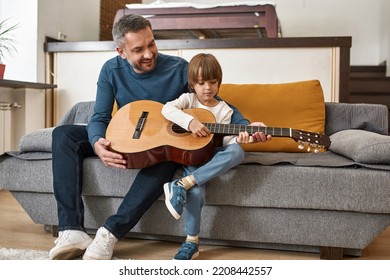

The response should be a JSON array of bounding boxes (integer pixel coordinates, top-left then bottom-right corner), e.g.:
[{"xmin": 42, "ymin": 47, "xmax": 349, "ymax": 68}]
[
  {"xmin": 320, "ymin": 246, "xmax": 344, "ymax": 260},
  {"xmin": 43, "ymin": 225, "xmax": 59, "ymax": 237},
  {"xmin": 51, "ymin": 225, "xmax": 59, "ymax": 237}
]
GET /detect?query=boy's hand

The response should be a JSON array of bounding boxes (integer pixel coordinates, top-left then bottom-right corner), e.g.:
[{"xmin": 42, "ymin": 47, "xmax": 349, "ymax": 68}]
[
  {"xmin": 188, "ymin": 119, "xmax": 210, "ymax": 137},
  {"xmin": 236, "ymin": 122, "xmax": 272, "ymax": 144}
]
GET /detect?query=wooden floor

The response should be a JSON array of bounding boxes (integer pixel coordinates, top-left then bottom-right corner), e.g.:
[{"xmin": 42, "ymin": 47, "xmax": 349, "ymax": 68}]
[{"xmin": 1, "ymin": 189, "xmax": 390, "ymax": 260}]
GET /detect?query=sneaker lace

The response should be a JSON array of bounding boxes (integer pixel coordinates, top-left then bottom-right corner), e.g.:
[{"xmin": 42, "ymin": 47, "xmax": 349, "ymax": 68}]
[
  {"xmin": 177, "ymin": 188, "xmax": 186, "ymax": 206},
  {"xmin": 54, "ymin": 231, "xmax": 70, "ymax": 245},
  {"xmin": 95, "ymin": 231, "xmax": 116, "ymax": 249}
]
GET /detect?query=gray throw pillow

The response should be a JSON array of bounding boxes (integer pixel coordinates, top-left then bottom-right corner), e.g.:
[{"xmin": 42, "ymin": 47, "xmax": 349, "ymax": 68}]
[
  {"xmin": 329, "ymin": 129, "xmax": 390, "ymax": 164},
  {"xmin": 19, "ymin": 127, "xmax": 54, "ymax": 152}
]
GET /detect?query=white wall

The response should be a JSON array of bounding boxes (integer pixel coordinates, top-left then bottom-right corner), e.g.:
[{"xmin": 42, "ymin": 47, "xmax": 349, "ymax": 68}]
[
  {"xmin": 0, "ymin": 0, "xmax": 38, "ymax": 82},
  {"xmin": 0, "ymin": 0, "xmax": 100, "ymax": 82},
  {"xmin": 37, "ymin": 0, "xmax": 100, "ymax": 82},
  {"xmin": 275, "ymin": 0, "xmax": 382, "ymax": 66}
]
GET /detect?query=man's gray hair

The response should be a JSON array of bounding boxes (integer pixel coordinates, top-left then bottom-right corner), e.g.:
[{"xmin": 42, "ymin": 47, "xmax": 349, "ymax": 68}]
[{"xmin": 112, "ymin": 14, "xmax": 152, "ymax": 47}]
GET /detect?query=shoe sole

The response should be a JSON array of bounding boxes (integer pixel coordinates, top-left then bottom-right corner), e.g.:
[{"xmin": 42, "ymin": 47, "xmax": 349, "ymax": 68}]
[
  {"xmin": 82, "ymin": 254, "xmax": 112, "ymax": 260},
  {"xmin": 52, "ymin": 248, "xmax": 87, "ymax": 260},
  {"xmin": 164, "ymin": 183, "xmax": 181, "ymax": 220},
  {"xmin": 49, "ymin": 238, "xmax": 93, "ymax": 260},
  {"xmin": 190, "ymin": 250, "xmax": 200, "ymax": 260},
  {"xmin": 173, "ymin": 250, "xmax": 200, "ymax": 260}
]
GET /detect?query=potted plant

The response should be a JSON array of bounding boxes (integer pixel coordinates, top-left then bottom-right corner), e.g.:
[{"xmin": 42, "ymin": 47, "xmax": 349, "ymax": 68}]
[{"xmin": 0, "ymin": 18, "xmax": 18, "ymax": 79}]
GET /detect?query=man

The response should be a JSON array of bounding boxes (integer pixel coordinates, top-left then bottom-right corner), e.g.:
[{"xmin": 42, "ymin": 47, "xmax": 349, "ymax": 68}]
[{"xmin": 49, "ymin": 14, "xmax": 268, "ymax": 260}]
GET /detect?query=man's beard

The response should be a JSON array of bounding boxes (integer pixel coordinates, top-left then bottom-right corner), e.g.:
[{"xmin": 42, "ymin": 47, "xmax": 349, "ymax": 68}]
[{"xmin": 129, "ymin": 53, "xmax": 157, "ymax": 73}]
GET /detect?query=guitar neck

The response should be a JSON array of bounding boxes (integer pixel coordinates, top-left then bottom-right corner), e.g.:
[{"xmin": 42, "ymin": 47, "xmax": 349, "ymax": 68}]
[{"xmin": 204, "ymin": 123, "xmax": 292, "ymax": 138}]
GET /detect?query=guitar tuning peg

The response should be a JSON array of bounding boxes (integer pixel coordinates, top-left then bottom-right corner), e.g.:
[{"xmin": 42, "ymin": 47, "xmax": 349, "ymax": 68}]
[
  {"xmin": 297, "ymin": 140, "xmax": 304, "ymax": 150},
  {"xmin": 307, "ymin": 143, "xmax": 320, "ymax": 153}
]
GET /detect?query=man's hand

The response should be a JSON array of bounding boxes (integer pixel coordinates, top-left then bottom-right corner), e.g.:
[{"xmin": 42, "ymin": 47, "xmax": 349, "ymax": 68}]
[
  {"xmin": 94, "ymin": 138, "xmax": 127, "ymax": 169},
  {"xmin": 236, "ymin": 122, "xmax": 272, "ymax": 144}
]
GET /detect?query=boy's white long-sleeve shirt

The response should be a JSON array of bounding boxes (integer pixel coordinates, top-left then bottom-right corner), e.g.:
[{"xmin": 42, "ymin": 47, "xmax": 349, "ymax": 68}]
[{"xmin": 161, "ymin": 92, "xmax": 237, "ymax": 146}]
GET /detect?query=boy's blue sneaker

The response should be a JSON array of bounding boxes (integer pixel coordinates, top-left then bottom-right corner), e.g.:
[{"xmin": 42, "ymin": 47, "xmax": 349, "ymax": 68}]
[
  {"xmin": 173, "ymin": 242, "xmax": 199, "ymax": 260},
  {"xmin": 164, "ymin": 179, "xmax": 186, "ymax": 219}
]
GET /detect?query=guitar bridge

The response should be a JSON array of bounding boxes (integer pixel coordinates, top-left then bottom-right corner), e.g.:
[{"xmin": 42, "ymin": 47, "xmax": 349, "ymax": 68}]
[{"xmin": 133, "ymin": 111, "xmax": 149, "ymax": 139}]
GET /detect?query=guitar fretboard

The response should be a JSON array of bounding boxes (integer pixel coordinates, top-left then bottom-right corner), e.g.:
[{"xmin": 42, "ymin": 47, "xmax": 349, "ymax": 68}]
[{"xmin": 204, "ymin": 123, "xmax": 292, "ymax": 137}]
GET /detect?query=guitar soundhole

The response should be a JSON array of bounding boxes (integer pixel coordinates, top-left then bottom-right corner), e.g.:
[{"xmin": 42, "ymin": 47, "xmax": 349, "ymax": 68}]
[{"xmin": 172, "ymin": 124, "xmax": 189, "ymax": 135}]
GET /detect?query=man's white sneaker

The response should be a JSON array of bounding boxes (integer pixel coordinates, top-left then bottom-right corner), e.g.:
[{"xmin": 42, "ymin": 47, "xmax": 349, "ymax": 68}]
[
  {"xmin": 83, "ymin": 227, "xmax": 118, "ymax": 260},
  {"xmin": 49, "ymin": 230, "xmax": 93, "ymax": 260}
]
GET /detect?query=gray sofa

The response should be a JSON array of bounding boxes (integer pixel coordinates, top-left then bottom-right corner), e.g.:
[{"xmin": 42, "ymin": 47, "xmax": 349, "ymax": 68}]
[{"xmin": 1, "ymin": 100, "xmax": 390, "ymax": 260}]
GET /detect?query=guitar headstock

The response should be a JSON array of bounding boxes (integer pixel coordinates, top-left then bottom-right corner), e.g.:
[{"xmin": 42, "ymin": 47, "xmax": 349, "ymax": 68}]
[{"xmin": 291, "ymin": 129, "xmax": 331, "ymax": 153}]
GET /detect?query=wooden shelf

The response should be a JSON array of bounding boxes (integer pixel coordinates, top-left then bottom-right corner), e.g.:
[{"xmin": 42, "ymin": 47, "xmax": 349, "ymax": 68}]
[{"xmin": 0, "ymin": 79, "xmax": 57, "ymax": 89}]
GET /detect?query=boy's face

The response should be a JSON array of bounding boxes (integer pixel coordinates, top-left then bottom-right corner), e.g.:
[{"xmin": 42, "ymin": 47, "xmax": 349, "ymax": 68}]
[
  {"xmin": 192, "ymin": 76, "xmax": 219, "ymax": 104},
  {"xmin": 116, "ymin": 27, "xmax": 158, "ymax": 74}
]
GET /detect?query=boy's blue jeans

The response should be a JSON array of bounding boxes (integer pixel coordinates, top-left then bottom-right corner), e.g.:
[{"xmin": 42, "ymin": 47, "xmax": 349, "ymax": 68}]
[
  {"xmin": 52, "ymin": 124, "xmax": 179, "ymax": 239},
  {"xmin": 183, "ymin": 143, "xmax": 245, "ymax": 236}
]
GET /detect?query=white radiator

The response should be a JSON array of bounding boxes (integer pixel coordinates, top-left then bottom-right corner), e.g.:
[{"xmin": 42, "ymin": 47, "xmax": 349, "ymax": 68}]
[{"xmin": 0, "ymin": 103, "xmax": 14, "ymax": 154}]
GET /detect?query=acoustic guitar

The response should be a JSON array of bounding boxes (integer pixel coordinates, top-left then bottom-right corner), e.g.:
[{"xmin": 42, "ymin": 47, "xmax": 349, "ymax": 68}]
[{"xmin": 106, "ymin": 100, "xmax": 331, "ymax": 169}]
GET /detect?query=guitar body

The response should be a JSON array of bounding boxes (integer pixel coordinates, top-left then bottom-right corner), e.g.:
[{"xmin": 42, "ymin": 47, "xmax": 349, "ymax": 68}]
[
  {"xmin": 106, "ymin": 100, "xmax": 331, "ymax": 169},
  {"xmin": 106, "ymin": 100, "xmax": 216, "ymax": 169}
]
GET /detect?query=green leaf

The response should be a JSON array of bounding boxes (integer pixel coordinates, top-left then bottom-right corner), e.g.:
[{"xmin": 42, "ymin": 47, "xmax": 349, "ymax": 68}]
[{"xmin": 0, "ymin": 18, "xmax": 19, "ymax": 62}]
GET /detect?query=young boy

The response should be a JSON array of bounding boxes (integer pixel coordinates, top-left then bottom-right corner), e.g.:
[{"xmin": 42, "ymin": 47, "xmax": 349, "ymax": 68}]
[{"xmin": 161, "ymin": 53, "xmax": 271, "ymax": 260}]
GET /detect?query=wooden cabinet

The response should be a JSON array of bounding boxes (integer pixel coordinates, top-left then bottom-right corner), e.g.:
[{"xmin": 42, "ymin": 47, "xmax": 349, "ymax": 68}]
[{"xmin": 45, "ymin": 37, "xmax": 351, "ymax": 122}]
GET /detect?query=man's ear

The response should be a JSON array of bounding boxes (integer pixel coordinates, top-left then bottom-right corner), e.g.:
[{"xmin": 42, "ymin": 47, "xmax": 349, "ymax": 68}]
[{"xmin": 116, "ymin": 47, "xmax": 126, "ymax": 59}]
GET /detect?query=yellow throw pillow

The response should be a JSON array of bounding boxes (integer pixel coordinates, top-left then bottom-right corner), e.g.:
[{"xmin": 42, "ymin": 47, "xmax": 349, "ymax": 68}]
[{"xmin": 219, "ymin": 80, "xmax": 326, "ymax": 152}]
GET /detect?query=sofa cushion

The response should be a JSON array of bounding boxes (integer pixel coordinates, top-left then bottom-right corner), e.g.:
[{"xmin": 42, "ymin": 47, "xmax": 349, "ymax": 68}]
[
  {"xmin": 329, "ymin": 129, "xmax": 390, "ymax": 164},
  {"xmin": 219, "ymin": 80, "xmax": 326, "ymax": 152}
]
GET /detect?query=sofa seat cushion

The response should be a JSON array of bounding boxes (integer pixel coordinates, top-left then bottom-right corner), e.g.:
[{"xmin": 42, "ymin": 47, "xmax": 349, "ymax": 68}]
[
  {"xmin": 203, "ymin": 163, "xmax": 390, "ymax": 214},
  {"xmin": 219, "ymin": 80, "xmax": 326, "ymax": 152},
  {"xmin": 2, "ymin": 152, "xmax": 390, "ymax": 214},
  {"xmin": 80, "ymin": 156, "xmax": 390, "ymax": 214},
  {"xmin": 78, "ymin": 154, "xmax": 390, "ymax": 214},
  {"xmin": 329, "ymin": 129, "xmax": 390, "ymax": 164}
]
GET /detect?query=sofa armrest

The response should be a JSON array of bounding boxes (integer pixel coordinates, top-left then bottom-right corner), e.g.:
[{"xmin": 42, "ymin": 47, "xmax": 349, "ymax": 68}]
[
  {"xmin": 57, "ymin": 101, "xmax": 95, "ymax": 126},
  {"xmin": 17, "ymin": 101, "xmax": 95, "ymax": 153},
  {"xmin": 19, "ymin": 127, "xmax": 55, "ymax": 152}
]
